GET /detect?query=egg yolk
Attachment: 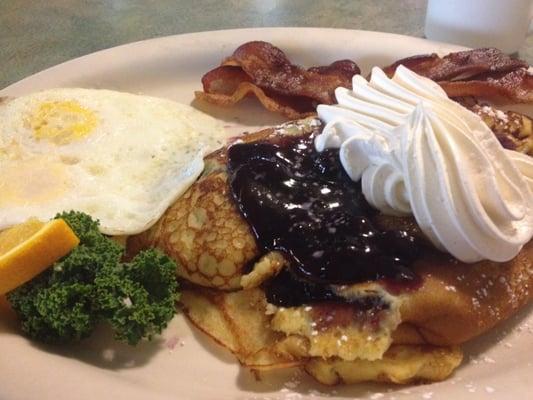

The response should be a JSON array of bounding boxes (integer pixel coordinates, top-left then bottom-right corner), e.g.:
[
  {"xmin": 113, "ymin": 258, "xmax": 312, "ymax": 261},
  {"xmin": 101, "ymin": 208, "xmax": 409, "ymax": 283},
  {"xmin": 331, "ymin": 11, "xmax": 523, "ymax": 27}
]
[{"xmin": 30, "ymin": 100, "xmax": 98, "ymax": 144}]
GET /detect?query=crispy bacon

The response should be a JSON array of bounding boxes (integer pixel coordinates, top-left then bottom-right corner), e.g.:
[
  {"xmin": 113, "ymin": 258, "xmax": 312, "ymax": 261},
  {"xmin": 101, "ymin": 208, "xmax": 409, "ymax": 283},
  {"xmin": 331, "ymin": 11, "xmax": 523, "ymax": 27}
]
[
  {"xmin": 441, "ymin": 68, "xmax": 533, "ymax": 103},
  {"xmin": 200, "ymin": 65, "xmax": 252, "ymax": 95},
  {"xmin": 196, "ymin": 44, "xmax": 532, "ymax": 119},
  {"xmin": 383, "ymin": 48, "xmax": 531, "ymax": 104},
  {"xmin": 383, "ymin": 48, "xmax": 527, "ymax": 81},
  {"xmin": 226, "ymin": 41, "xmax": 360, "ymax": 103},
  {"xmin": 195, "ymin": 41, "xmax": 360, "ymax": 118},
  {"xmin": 196, "ymin": 65, "xmax": 317, "ymax": 119}
]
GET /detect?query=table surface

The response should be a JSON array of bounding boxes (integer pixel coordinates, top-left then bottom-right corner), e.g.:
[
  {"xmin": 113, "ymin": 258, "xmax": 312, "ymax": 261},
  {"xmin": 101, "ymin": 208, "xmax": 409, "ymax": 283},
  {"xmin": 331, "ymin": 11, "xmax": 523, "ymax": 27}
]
[{"xmin": 1, "ymin": 0, "xmax": 533, "ymax": 89}]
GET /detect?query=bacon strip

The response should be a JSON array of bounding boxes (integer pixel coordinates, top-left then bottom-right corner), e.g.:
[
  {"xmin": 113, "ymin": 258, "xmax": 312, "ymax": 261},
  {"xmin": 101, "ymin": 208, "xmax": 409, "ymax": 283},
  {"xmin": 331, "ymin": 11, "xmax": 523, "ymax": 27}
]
[
  {"xmin": 195, "ymin": 41, "xmax": 360, "ymax": 118},
  {"xmin": 200, "ymin": 65, "xmax": 252, "ymax": 95},
  {"xmin": 226, "ymin": 41, "xmax": 360, "ymax": 104},
  {"xmin": 196, "ymin": 65, "xmax": 317, "ymax": 119},
  {"xmin": 196, "ymin": 44, "xmax": 532, "ymax": 119},
  {"xmin": 440, "ymin": 69, "xmax": 533, "ymax": 103},
  {"xmin": 383, "ymin": 48, "xmax": 527, "ymax": 81},
  {"xmin": 383, "ymin": 48, "xmax": 531, "ymax": 104}
]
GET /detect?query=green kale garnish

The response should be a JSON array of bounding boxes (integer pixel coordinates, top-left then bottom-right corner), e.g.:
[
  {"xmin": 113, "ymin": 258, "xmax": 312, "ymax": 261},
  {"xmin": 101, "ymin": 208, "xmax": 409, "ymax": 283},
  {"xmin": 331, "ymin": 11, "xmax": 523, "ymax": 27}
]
[{"xmin": 7, "ymin": 211, "xmax": 179, "ymax": 345}]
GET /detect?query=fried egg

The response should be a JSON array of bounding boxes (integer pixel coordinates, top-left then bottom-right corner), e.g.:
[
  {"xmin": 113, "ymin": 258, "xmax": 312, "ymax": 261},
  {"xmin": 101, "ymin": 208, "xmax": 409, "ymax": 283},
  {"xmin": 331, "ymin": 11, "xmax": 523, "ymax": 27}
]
[{"xmin": 0, "ymin": 88, "xmax": 229, "ymax": 235}]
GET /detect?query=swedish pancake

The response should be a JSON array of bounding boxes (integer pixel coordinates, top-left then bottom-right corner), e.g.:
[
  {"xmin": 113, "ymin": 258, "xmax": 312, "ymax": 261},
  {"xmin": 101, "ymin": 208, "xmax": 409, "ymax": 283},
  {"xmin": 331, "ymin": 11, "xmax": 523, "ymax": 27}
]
[{"xmin": 129, "ymin": 115, "xmax": 533, "ymax": 384}]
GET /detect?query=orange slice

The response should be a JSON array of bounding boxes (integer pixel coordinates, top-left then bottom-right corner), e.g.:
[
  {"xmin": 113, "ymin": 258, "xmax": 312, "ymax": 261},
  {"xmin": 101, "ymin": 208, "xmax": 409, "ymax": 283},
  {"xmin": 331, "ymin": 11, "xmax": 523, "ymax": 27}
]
[{"xmin": 0, "ymin": 219, "xmax": 80, "ymax": 295}]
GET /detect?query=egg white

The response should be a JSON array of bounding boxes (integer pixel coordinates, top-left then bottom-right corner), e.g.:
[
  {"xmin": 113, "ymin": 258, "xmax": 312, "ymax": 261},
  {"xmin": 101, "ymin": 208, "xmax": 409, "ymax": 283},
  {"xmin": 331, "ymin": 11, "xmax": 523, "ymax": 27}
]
[{"xmin": 0, "ymin": 88, "xmax": 229, "ymax": 235}]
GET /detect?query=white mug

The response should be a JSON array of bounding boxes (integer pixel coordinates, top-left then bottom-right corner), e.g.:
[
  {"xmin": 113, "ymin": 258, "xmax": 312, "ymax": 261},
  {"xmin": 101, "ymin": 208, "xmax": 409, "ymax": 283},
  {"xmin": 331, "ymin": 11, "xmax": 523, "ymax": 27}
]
[{"xmin": 425, "ymin": 0, "xmax": 533, "ymax": 53}]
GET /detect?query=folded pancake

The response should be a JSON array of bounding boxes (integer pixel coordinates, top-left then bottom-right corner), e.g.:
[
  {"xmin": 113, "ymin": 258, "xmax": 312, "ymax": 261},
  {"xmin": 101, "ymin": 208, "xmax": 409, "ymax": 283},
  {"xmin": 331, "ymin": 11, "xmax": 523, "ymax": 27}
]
[
  {"xmin": 180, "ymin": 286, "xmax": 463, "ymax": 385},
  {"xmin": 127, "ymin": 120, "xmax": 320, "ymax": 289},
  {"xmin": 471, "ymin": 104, "xmax": 533, "ymax": 155},
  {"xmin": 128, "ymin": 116, "xmax": 532, "ymax": 384}
]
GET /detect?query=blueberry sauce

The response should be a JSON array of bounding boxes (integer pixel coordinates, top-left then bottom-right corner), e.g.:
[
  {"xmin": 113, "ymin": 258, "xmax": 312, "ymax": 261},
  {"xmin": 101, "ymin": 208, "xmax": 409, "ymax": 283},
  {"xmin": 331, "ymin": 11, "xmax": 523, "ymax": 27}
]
[{"xmin": 227, "ymin": 133, "xmax": 422, "ymax": 306}]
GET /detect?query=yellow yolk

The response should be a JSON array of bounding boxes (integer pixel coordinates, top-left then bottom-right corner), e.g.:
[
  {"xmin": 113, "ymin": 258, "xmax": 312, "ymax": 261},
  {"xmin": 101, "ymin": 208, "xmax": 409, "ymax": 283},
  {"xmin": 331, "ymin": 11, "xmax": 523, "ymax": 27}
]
[{"xmin": 29, "ymin": 100, "xmax": 98, "ymax": 144}]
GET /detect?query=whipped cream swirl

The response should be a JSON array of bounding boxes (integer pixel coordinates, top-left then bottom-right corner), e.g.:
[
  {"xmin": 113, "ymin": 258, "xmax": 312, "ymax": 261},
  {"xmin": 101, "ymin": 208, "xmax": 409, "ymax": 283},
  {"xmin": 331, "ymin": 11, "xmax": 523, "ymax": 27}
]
[{"xmin": 315, "ymin": 65, "xmax": 533, "ymax": 263}]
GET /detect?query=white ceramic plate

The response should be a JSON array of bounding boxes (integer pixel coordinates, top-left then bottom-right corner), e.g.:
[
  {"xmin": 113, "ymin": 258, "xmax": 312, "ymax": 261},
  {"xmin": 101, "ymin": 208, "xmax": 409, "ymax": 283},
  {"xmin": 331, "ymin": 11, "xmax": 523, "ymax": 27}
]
[{"xmin": 1, "ymin": 28, "xmax": 531, "ymax": 400}]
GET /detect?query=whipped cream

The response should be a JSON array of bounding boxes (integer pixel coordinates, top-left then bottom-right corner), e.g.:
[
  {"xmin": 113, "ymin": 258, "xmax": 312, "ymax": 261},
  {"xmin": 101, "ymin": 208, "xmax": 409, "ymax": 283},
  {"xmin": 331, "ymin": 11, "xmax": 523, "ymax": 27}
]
[{"xmin": 315, "ymin": 65, "xmax": 533, "ymax": 263}]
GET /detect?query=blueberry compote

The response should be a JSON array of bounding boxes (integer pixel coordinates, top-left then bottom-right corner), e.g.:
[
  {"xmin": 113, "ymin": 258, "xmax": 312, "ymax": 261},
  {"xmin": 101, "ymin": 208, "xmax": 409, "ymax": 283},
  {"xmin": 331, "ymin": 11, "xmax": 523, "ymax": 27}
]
[{"xmin": 227, "ymin": 133, "xmax": 422, "ymax": 307}]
